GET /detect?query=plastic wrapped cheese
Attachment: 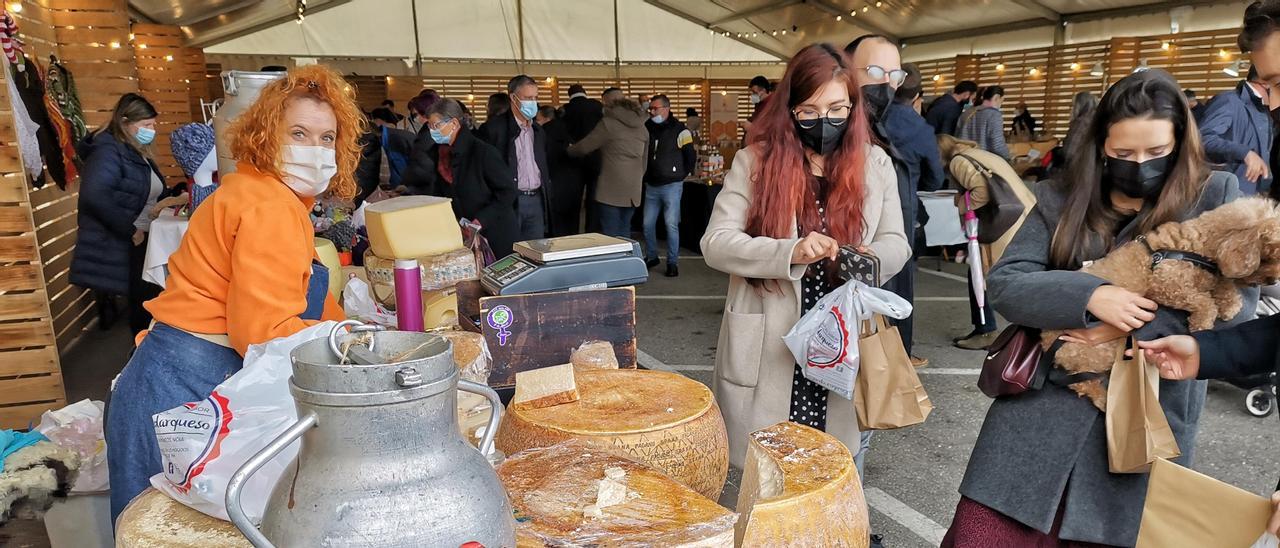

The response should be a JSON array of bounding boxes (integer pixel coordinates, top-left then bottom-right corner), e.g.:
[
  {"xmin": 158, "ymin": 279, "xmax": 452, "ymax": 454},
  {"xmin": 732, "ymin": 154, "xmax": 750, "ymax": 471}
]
[
  {"xmin": 570, "ymin": 340, "xmax": 619, "ymax": 370},
  {"xmin": 496, "ymin": 368, "xmax": 729, "ymax": 500},
  {"xmin": 364, "ymin": 248, "xmax": 478, "ymax": 293},
  {"xmin": 499, "ymin": 440, "xmax": 737, "ymax": 547},
  {"xmin": 735, "ymin": 422, "xmax": 870, "ymax": 547},
  {"xmin": 364, "ymin": 196, "xmax": 464, "ymax": 259},
  {"xmin": 437, "ymin": 330, "xmax": 496, "ymax": 446}
]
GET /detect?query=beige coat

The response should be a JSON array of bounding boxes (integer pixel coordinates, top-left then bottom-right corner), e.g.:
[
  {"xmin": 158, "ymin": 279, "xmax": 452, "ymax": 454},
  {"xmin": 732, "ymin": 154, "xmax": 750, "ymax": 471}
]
[
  {"xmin": 567, "ymin": 104, "xmax": 650, "ymax": 208},
  {"xmin": 948, "ymin": 148, "xmax": 1037, "ymax": 263},
  {"xmin": 701, "ymin": 145, "xmax": 911, "ymax": 467}
]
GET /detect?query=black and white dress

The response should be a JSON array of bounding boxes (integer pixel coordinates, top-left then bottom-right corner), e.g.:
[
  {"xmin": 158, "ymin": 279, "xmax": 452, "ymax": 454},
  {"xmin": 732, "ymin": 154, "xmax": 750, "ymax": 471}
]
[{"xmin": 789, "ymin": 176, "xmax": 833, "ymax": 430}]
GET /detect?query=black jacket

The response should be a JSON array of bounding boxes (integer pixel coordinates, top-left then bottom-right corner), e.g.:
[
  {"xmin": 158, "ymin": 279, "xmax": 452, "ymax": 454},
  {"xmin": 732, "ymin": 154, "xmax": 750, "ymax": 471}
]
[
  {"xmin": 70, "ymin": 131, "xmax": 163, "ymax": 295},
  {"xmin": 1194, "ymin": 313, "xmax": 1280, "ymax": 380},
  {"xmin": 644, "ymin": 117, "xmax": 696, "ymax": 185},
  {"xmin": 424, "ymin": 129, "xmax": 519, "ymax": 257},
  {"xmin": 562, "ymin": 95, "xmax": 604, "ymax": 141},
  {"xmin": 924, "ymin": 94, "xmax": 963, "ymax": 136},
  {"xmin": 477, "ymin": 110, "xmax": 553, "ymax": 231},
  {"xmin": 400, "ymin": 126, "xmax": 438, "ymax": 196}
]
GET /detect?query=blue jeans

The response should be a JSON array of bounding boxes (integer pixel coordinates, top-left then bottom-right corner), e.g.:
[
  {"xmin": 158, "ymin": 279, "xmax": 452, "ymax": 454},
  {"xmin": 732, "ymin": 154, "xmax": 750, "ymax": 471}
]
[
  {"xmin": 598, "ymin": 203, "xmax": 635, "ymax": 239},
  {"xmin": 643, "ymin": 183, "xmax": 683, "ymax": 265}
]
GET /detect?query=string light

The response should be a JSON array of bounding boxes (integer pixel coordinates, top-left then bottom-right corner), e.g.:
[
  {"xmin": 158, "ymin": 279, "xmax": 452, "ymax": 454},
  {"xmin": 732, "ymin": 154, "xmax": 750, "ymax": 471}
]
[
  {"xmin": 1161, "ymin": 41, "xmax": 1171, "ymax": 50},
  {"xmin": 850, "ymin": 10, "xmax": 857, "ymax": 16},
  {"xmin": 1070, "ymin": 62, "xmax": 1080, "ymax": 70},
  {"xmin": 109, "ymin": 41, "xmax": 120, "ymax": 49},
  {"xmin": 836, "ymin": 15, "xmax": 842, "ymax": 21},
  {"xmin": 932, "ymin": 75, "xmax": 941, "ymax": 82},
  {"xmin": 689, "ymin": 84, "xmax": 697, "ymax": 91},
  {"xmin": 863, "ymin": 6, "xmax": 870, "ymax": 12},
  {"xmin": 7, "ymin": 2, "xmax": 21, "ymax": 13},
  {"xmin": 128, "ymin": 33, "xmax": 135, "ymax": 40},
  {"xmin": 995, "ymin": 63, "xmax": 1005, "ymax": 71},
  {"xmin": 164, "ymin": 54, "xmax": 174, "ymax": 62},
  {"xmin": 1029, "ymin": 67, "xmax": 1040, "ymax": 76},
  {"xmin": 138, "ymin": 43, "xmax": 147, "ymax": 49},
  {"xmin": 876, "ymin": 1, "xmax": 883, "ymax": 6},
  {"xmin": 1220, "ymin": 48, "xmax": 1231, "ymax": 59}
]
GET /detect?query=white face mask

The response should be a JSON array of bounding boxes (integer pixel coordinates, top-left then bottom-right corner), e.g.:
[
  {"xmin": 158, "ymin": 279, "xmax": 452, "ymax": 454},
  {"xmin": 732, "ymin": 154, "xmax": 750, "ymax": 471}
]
[{"xmin": 281, "ymin": 144, "xmax": 338, "ymax": 197}]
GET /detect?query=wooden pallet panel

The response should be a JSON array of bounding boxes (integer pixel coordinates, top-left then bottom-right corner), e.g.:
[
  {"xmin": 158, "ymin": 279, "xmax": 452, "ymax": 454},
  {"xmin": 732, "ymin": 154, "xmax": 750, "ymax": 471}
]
[{"xmin": 0, "ymin": 348, "xmax": 60, "ymax": 377}]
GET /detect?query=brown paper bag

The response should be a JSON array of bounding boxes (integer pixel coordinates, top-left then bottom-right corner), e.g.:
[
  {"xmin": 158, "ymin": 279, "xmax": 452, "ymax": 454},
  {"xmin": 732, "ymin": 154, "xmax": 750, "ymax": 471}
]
[
  {"xmin": 1136, "ymin": 458, "xmax": 1274, "ymax": 547},
  {"xmin": 1105, "ymin": 343, "xmax": 1180, "ymax": 474},
  {"xmin": 854, "ymin": 315, "xmax": 933, "ymax": 430}
]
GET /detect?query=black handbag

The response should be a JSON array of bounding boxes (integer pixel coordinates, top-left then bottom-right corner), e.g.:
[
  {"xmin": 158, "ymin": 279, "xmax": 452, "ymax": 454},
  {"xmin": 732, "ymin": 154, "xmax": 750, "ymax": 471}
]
[{"xmin": 957, "ymin": 153, "xmax": 1025, "ymax": 244}]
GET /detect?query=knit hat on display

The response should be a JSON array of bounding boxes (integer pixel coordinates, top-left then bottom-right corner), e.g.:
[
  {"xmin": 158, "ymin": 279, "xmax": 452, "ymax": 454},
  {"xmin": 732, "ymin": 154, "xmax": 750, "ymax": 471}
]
[{"xmin": 170, "ymin": 123, "xmax": 216, "ymax": 177}]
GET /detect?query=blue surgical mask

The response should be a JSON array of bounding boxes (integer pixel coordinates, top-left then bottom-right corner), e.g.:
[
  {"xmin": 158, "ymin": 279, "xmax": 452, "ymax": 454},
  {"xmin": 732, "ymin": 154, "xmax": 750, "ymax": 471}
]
[
  {"xmin": 135, "ymin": 126, "xmax": 156, "ymax": 145},
  {"xmin": 430, "ymin": 121, "xmax": 452, "ymax": 145},
  {"xmin": 519, "ymin": 99, "xmax": 538, "ymax": 120},
  {"xmin": 651, "ymin": 115, "xmax": 665, "ymax": 124}
]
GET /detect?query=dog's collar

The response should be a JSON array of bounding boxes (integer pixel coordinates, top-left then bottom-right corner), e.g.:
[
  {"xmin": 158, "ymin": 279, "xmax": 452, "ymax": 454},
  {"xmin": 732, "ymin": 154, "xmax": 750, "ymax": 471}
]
[{"xmin": 1135, "ymin": 235, "xmax": 1221, "ymax": 276}]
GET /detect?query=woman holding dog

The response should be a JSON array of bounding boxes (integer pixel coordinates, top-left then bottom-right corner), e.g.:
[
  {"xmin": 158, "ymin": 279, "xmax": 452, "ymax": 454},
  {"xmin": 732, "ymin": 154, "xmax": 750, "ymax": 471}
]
[{"xmin": 943, "ymin": 69, "xmax": 1258, "ymax": 547}]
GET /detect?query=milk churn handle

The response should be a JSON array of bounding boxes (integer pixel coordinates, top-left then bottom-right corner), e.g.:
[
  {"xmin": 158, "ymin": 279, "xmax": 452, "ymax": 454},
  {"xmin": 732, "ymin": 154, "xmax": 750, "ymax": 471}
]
[
  {"xmin": 226, "ymin": 412, "xmax": 318, "ymax": 548},
  {"xmin": 328, "ymin": 319, "xmax": 385, "ymax": 361},
  {"xmin": 458, "ymin": 380, "xmax": 503, "ymax": 457}
]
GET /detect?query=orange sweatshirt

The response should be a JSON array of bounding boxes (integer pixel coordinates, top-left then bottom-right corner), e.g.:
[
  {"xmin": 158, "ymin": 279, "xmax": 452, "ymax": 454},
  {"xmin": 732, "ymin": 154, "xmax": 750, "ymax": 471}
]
[{"xmin": 145, "ymin": 162, "xmax": 344, "ymax": 355}]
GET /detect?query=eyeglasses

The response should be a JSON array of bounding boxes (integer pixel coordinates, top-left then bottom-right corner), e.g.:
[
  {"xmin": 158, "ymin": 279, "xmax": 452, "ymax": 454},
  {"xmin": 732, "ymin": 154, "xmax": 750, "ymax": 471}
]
[
  {"xmin": 428, "ymin": 118, "xmax": 453, "ymax": 131},
  {"xmin": 856, "ymin": 65, "xmax": 908, "ymax": 87},
  {"xmin": 792, "ymin": 104, "xmax": 853, "ymax": 129},
  {"xmin": 647, "ymin": 105, "xmax": 669, "ymax": 113}
]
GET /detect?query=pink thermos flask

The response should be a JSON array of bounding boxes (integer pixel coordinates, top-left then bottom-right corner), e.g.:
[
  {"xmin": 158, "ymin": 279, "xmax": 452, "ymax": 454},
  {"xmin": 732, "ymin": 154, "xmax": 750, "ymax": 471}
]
[{"xmin": 394, "ymin": 258, "xmax": 424, "ymax": 331}]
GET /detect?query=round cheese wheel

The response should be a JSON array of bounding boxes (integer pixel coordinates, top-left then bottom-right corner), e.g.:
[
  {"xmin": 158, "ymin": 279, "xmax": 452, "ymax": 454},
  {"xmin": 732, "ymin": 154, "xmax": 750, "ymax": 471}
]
[
  {"xmin": 115, "ymin": 489, "xmax": 250, "ymax": 548},
  {"xmin": 736, "ymin": 422, "xmax": 870, "ymax": 547},
  {"xmin": 495, "ymin": 368, "xmax": 729, "ymax": 500},
  {"xmin": 499, "ymin": 440, "xmax": 737, "ymax": 547}
]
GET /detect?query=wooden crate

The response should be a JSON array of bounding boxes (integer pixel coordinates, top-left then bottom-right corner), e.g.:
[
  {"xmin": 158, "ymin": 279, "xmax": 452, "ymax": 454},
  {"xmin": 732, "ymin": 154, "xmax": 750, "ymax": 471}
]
[{"xmin": 457, "ymin": 281, "xmax": 637, "ymax": 387}]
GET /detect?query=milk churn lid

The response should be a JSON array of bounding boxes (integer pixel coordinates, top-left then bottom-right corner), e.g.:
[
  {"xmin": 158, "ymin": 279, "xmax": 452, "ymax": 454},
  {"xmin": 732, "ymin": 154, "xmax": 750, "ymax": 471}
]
[{"xmin": 289, "ymin": 321, "xmax": 455, "ymax": 395}]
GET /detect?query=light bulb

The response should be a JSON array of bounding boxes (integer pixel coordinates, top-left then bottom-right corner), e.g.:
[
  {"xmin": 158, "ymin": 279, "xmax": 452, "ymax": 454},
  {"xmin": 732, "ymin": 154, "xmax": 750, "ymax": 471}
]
[
  {"xmin": 1070, "ymin": 62, "xmax": 1080, "ymax": 70},
  {"xmin": 836, "ymin": 15, "xmax": 842, "ymax": 21},
  {"xmin": 995, "ymin": 63, "xmax": 1005, "ymax": 71},
  {"xmin": 7, "ymin": 3, "xmax": 21, "ymax": 13}
]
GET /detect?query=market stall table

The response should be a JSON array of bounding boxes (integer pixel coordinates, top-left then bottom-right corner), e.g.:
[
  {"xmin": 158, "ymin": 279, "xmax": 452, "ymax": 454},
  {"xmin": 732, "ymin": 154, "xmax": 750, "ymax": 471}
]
[{"xmin": 141, "ymin": 210, "xmax": 190, "ymax": 288}]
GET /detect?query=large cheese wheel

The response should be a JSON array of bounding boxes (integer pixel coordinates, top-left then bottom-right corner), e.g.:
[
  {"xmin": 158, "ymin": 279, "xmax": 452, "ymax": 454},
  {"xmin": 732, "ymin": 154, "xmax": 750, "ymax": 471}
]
[
  {"xmin": 735, "ymin": 422, "xmax": 870, "ymax": 547},
  {"xmin": 495, "ymin": 368, "xmax": 729, "ymax": 500},
  {"xmin": 499, "ymin": 440, "xmax": 737, "ymax": 547},
  {"xmin": 116, "ymin": 488, "xmax": 250, "ymax": 548}
]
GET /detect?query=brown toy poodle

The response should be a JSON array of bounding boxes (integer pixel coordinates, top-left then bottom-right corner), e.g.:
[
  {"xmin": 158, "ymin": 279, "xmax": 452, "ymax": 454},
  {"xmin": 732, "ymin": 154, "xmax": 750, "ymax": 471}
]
[{"xmin": 1042, "ymin": 196, "xmax": 1280, "ymax": 411}]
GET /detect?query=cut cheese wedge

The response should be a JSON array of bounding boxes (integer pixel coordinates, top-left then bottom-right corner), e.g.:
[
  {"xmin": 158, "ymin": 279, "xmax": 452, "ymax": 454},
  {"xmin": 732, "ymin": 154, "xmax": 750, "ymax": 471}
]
[
  {"xmin": 364, "ymin": 196, "xmax": 464, "ymax": 259},
  {"xmin": 736, "ymin": 422, "xmax": 870, "ymax": 548},
  {"xmin": 513, "ymin": 364, "xmax": 580, "ymax": 409},
  {"xmin": 496, "ymin": 368, "xmax": 729, "ymax": 500},
  {"xmin": 499, "ymin": 440, "xmax": 737, "ymax": 547}
]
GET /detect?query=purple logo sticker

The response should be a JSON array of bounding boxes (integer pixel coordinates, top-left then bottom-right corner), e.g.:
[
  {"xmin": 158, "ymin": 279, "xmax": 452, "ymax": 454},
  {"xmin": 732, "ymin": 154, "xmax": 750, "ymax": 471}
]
[{"xmin": 487, "ymin": 305, "xmax": 514, "ymax": 346}]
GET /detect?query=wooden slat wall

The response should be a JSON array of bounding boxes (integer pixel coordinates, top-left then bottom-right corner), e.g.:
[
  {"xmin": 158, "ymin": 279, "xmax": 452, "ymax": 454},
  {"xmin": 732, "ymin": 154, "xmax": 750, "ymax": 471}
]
[
  {"xmin": 0, "ymin": 1, "xmax": 67, "ymax": 428},
  {"xmin": 345, "ymin": 75, "xmax": 387, "ymax": 112},
  {"xmin": 911, "ymin": 29, "xmax": 1247, "ymax": 139},
  {"xmin": 182, "ymin": 47, "xmax": 207, "ymax": 122},
  {"xmin": 132, "ymin": 23, "xmax": 187, "ymax": 183}
]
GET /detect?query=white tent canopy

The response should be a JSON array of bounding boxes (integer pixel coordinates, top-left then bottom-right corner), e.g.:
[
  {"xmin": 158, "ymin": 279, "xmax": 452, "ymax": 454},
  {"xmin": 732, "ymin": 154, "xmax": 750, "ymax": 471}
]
[{"xmin": 204, "ymin": 0, "xmax": 780, "ymax": 63}]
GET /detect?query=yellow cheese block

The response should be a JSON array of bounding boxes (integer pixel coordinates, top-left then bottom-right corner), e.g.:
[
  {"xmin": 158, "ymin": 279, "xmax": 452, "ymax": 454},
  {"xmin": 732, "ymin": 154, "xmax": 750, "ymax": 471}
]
[
  {"xmin": 499, "ymin": 440, "xmax": 738, "ymax": 547},
  {"xmin": 116, "ymin": 488, "xmax": 250, "ymax": 548},
  {"xmin": 495, "ymin": 368, "xmax": 729, "ymax": 500},
  {"xmin": 364, "ymin": 196, "xmax": 464, "ymax": 259},
  {"xmin": 423, "ymin": 287, "xmax": 458, "ymax": 330},
  {"xmin": 313, "ymin": 237, "xmax": 345, "ymax": 298},
  {"xmin": 735, "ymin": 422, "xmax": 870, "ymax": 547}
]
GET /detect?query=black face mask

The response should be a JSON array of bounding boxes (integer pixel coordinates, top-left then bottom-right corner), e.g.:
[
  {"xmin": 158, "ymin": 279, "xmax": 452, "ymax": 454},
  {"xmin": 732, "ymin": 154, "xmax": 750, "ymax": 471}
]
[
  {"xmin": 794, "ymin": 118, "xmax": 848, "ymax": 155},
  {"xmin": 1104, "ymin": 154, "xmax": 1174, "ymax": 200},
  {"xmin": 862, "ymin": 83, "xmax": 894, "ymax": 122}
]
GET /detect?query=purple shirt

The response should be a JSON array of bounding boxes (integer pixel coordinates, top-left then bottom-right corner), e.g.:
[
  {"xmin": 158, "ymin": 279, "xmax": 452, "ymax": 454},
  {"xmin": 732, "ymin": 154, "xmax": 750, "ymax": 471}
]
[{"xmin": 515, "ymin": 120, "xmax": 542, "ymax": 192}]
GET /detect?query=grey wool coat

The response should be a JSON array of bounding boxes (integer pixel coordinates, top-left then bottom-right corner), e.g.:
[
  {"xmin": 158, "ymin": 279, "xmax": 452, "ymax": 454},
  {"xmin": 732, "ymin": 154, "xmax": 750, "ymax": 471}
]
[{"xmin": 961, "ymin": 170, "xmax": 1256, "ymax": 547}]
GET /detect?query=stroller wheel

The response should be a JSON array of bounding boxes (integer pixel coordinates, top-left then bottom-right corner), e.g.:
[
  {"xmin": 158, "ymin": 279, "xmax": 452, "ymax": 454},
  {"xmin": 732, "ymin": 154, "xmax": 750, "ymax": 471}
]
[{"xmin": 1245, "ymin": 388, "xmax": 1275, "ymax": 417}]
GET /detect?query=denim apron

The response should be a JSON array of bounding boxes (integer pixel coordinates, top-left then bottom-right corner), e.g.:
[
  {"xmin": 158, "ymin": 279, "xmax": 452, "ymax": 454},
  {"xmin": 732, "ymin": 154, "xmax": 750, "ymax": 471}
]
[{"xmin": 106, "ymin": 263, "xmax": 330, "ymax": 522}]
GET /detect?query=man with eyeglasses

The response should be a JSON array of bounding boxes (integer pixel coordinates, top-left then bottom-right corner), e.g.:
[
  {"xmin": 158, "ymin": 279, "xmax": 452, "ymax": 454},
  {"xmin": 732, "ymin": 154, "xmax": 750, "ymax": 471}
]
[
  {"xmin": 1200, "ymin": 64, "xmax": 1275, "ymax": 195},
  {"xmin": 956, "ymin": 86, "xmax": 1010, "ymax": 161},
  {"xmin": 478, "ymin": 74, "xmax": 554, "ymax": 241},
  {"xmin": 847, "ymin": 34, "xmax": 930, "ymax": 371},
  {"xmin": 643, "ymin": 95, "xmax": 696, "ymax": 278}
]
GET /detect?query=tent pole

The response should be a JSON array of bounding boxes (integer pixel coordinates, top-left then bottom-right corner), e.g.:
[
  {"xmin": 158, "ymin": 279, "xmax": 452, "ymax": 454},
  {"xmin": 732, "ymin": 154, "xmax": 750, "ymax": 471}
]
[
  {"xmin": 411, "ymin": 0, "xmax": 422, "ymax": 76},
  {"xmin": 517, "ymin": 0, "xmax": 526, "ymax": 72},
  {"xmin": 613, "ymin": 0, "xmax": 621, "ymax": 81}
]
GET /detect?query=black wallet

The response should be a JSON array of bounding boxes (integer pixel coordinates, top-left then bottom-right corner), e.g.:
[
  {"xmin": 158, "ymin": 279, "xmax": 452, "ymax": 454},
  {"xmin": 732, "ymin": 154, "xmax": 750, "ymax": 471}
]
[{"xmin": 836, "ymin": 245, "xmax": 880, "ymax": 285}]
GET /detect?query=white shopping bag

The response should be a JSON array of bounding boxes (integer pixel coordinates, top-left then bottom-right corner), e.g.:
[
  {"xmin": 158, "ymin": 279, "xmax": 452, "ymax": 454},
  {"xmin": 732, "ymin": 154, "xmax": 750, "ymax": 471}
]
[
  {"xmin": 781, "ymin": 280, "xmax": 912, "ymax": 400},
  {"xmin": 342, "ymin": 276, "xmax": 397, "ymax": 326},
  {"xmin": 149, "ymin": 321, "xmax": 338, "ymax": 524},
  {"xmin": 36, "ymin": 399, "xmax": 108, "ymax": 492}
]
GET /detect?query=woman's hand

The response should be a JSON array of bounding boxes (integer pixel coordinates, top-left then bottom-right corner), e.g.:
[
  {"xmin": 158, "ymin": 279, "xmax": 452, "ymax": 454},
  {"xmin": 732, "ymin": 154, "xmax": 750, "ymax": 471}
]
[
  {"xmin": 1059, "ymin": 323, "xmax": 1128, "ymax": 346},
  {"xmin": 1086, "ymin": 285, "xmax": 1157, "ymax": 331},
  {"xmin": 1268, "ymin": 491, "xmax": 1280, "ymax": 536},
  {"xmin": 151, "ymin": 194, "xmax": 188, "ymax": 218},
  {"xmin": 1133, "ymin": 336, "xmax": 1201, "ymax": 380},
  {"xmin": 132, "ymin": 229, "xmax": 145, "ymax": 246},
  {"xmin": 791, "ymin": 232, "xmax": 839, "ymax": 265}
]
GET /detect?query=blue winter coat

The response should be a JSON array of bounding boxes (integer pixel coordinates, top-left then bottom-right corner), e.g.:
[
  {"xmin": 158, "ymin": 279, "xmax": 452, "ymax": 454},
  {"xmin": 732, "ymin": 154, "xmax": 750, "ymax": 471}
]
[
  {"xmin": 70, "ymin": 131, "xmax": 162, "ymax": 295},
  {"xmin": 1199, "ymin": 82, "xmax": 1273, "ymax": 195}
]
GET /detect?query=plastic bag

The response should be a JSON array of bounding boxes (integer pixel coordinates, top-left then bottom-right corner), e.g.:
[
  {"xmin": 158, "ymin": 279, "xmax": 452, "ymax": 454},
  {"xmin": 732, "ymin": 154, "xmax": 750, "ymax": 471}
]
[
  {"xmin": 461, "ymin": 218, "xmax": 496, "ymax": 267},
  {"xmin": 150, "ymin": 321, "xmax": 338, "ymax": 524},
  {"xmin": 36, "ymin": 399, "xmax": 108, "ymax": 492},
  {"xmin": 342, "ymin": 275, "xmax": 398, "ymax": 326},
  {"xmin": 782, "ymin": 280, "xmax": 912, "ymax": 400}
]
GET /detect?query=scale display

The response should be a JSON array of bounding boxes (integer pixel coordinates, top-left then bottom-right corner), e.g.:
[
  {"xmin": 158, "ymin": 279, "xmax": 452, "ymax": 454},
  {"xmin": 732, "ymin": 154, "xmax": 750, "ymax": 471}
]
[{"xmin": 481, "ymin": 234, "xmax": 649, "ymax": 295}]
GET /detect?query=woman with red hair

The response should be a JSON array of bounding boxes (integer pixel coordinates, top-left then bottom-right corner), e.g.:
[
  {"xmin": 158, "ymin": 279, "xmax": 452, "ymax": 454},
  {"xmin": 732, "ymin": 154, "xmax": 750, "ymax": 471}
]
[
  {"xmin": 702, "ymin": 43, "xmax": 910, "ymax": 475},
  {"xmin": 104, "ymin": 65, "xmax": 363, "ymax": 520}
]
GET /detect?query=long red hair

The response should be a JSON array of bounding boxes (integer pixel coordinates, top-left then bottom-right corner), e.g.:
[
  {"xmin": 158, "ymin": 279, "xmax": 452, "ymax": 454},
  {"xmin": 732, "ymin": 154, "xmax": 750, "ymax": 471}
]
[{"xmin": 745, "ymin": 43, "xmax": 872, "ymax": 251}]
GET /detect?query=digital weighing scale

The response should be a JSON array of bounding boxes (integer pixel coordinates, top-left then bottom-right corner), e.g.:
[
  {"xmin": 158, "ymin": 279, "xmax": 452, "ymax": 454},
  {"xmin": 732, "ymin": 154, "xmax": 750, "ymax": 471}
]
[{"xmin": 481, "ymin": 234, "xmax": 649, "ymax": 295}]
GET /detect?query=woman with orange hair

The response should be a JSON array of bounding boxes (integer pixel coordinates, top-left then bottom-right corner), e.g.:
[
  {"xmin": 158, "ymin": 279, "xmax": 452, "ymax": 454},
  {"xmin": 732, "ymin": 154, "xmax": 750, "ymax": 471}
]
[
  {"xmin": 105, "ymin": 65, "xmax": 364, "ymax": 519},
  {"xmin": 701, "ymin": 43, "xmax": 910, "ymax": 478}
]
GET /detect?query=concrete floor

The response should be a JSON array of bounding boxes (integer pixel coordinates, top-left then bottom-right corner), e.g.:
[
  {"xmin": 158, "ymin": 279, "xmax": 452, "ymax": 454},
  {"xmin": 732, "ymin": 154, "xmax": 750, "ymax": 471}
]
[{"xmin": 36, "ymin": 251, "xmax": 1280, "ymax": 548}]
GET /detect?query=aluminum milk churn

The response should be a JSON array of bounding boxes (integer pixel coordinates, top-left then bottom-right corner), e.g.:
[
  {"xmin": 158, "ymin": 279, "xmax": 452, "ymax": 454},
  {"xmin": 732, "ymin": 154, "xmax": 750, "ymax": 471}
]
[
  {"xmin": 212, "ymin": 70, "xmax": 285, "ymax": 175},
  {"xmin": 226, "ymin": 322, "xmax": 516, "ymax": 547}
]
